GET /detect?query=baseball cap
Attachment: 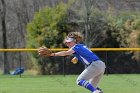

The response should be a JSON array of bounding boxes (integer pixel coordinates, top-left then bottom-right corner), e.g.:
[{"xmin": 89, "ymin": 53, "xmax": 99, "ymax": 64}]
[{"xmin": 65, "ymin": 37, "xmax": 75, "ymax": 43}]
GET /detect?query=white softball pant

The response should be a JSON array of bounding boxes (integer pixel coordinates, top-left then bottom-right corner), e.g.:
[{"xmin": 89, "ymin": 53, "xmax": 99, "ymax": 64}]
[{"xmin": 76, "ymin": 60, "xmax": 106, "ymax": 88}]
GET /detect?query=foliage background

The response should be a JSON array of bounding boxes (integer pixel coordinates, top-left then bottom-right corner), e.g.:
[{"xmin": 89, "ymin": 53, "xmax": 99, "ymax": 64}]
[
  {"xmin": 0, "ymin": 0, "xmax": 140, "ymax": 74},
  {"xmin": 26, "ymin": 1, "xmax": 140, "ymax": 74}
]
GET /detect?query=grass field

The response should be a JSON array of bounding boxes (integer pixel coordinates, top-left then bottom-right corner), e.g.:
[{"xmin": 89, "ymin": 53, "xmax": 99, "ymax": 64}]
[{"xmin": 0, "ymin": 74, "xmax": 140, "ymax": 93}]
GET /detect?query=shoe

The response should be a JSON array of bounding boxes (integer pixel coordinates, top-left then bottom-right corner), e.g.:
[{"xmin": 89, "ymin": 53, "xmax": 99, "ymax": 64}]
[
  {"xmin": 92, "ymin": 90, "xmax": 102, "ymax": 93},
  {"xmin": 96, "ymin": 87, "xmax": 103, "ymax": 93}
]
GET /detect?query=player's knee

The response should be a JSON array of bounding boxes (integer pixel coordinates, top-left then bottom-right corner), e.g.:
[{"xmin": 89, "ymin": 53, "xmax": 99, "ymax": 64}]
[
  {"xmin": 76, "ymin": 79, "xmax": 86, "ymax": 86},
  {"xmin": 76, "ymin": 79, "xmax": 81, "ymax": 85},
  {"xmin": 76, "ymin": 76, "xmax": 83, "ymax": 85},
  {"xmin": 76, "ymin": 80, "xmax": 79, "ymax": 85}
]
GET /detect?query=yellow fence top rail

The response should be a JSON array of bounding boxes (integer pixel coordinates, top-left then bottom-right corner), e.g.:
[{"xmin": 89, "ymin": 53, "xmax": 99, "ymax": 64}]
[{"xmin": 0, "ymin": 48, "xmax": 140, "ymax": 52}]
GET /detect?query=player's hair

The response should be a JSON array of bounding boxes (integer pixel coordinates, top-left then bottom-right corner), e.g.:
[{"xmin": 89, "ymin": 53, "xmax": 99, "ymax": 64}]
[{"xmin": 67, "ymin": 32, "xmax": 83, "ymax": 43}]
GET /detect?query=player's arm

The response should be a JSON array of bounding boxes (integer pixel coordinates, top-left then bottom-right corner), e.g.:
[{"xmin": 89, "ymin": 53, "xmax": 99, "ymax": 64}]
[
  {"xmin": 38, "ymin": 47, "xmax": 75, "ymax": 57},
  {"xmin": 51, "ymin": 48, "xmax": 75, "ymax": 56}
]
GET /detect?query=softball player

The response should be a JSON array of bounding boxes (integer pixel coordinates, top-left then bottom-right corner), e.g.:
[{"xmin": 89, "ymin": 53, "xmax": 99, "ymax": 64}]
[{"xmin": 38, "ymin": 32, "xmax": 106, "ymax": 93}]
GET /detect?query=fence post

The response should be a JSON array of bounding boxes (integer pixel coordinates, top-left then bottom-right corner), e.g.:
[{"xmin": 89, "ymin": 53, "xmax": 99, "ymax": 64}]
[
  {"xmin": 105, "ymin": 51, "xmax": 108, "ymax": 75},
  {"xmin": 19, "ymin": 52, "xmax": 22, "ymax": 78},
  {"xmin": 63, "ymin": 56, "xmax": 66, "ymax": 77}
]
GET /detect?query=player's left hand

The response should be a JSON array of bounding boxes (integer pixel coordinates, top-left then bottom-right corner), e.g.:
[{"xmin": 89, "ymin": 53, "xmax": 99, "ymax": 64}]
[{"xmin": 38, "ymin": 46, "xmax": 52, "ymax": 56}]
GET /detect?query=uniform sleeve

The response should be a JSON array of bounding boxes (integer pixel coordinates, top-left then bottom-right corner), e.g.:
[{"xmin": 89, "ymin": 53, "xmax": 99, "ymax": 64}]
[{"xmin": 72, "ymin": 45, "xmax": 78, "ymax": 53}]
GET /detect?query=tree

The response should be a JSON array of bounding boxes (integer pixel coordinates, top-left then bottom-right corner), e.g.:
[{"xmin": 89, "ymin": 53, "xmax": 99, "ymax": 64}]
[
  {"xmin": 1, "ymin": 0, "xmax": 10, "ymax": 74},
  {"xmin": 71, "ymin": 0, "xmax": 99, "ymax": 47},
  {"xmin": 26, "ymin": 2, "xmax": 71, "ymax": 74}
]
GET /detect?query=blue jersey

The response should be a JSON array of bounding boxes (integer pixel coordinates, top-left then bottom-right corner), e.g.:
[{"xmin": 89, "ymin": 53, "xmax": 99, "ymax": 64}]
[{"xmin": 72, "ymin": 44, "xmax": 100, "ymax": 65}]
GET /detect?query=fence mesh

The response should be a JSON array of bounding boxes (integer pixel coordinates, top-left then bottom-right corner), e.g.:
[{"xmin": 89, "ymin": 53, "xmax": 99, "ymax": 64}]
[{"xmin": 0, "ymin": 48, "xmax": 140, "ymax": 77}]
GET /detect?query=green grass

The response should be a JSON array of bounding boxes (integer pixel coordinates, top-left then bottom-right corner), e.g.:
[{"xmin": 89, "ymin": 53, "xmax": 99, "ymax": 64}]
[{"xmin": 0, "ymin": 74, "xmax": 140, "ymax": 93}]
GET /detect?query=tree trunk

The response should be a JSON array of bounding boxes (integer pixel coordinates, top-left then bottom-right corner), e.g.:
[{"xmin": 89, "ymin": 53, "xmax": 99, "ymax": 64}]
[
  {"xmin": 84, "ymin": 0, "xmax": 94, "ymax": 47},
  {"xmin": 1, "ymin": 0, "xmax": 10, "ymax": 74}
]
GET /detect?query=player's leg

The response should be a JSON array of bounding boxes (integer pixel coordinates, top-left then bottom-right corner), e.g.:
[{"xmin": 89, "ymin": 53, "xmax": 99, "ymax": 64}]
[
  {"xmin": 89, "ymin": 67, "xmax": 105, "ymax": 87},
  {"xmin": 76, "ymin": 67, "xmax": 97, "ymax": 92},
  {"xmin": 76, "ymin": 60, "xmax": 105, "ymax": 93},
  {"xmin": 90, "ymin": 61, "xmax": 105, "ymax": 93},
  {"xmin": 76, "ymin": 61, "xmax": 104, "ymax": 92},
  {"xmin": 89, "ymin": 72, "xmax": 104, "ymax": 93}
]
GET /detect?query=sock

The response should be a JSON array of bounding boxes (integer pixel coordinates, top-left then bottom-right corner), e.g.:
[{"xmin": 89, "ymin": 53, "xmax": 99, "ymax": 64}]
[{"xmin": 77, "ymin": 79, "xmax": 96, "ymax": 92}]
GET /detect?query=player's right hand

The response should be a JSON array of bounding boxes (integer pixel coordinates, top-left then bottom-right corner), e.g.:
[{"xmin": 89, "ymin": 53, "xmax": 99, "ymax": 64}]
[{"xmin": 71, "ymin": 57, "xmax": 78, "ymax": 64}]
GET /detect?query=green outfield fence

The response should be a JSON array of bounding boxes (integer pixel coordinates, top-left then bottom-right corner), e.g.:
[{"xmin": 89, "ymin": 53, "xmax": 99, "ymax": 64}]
[{"xmin": 0, "ymin": 48, "xmax": 140, "ymax": 77}]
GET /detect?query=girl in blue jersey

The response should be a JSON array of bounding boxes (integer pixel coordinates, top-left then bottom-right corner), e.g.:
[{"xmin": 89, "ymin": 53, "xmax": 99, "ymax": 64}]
[{"xmin": 38, "ymin": 32, "xmax": 106, "ymax": 93}]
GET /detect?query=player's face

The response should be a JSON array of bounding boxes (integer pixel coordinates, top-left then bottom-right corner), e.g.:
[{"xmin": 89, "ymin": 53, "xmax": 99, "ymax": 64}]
[{"xmin": 65, "ymin": 41, "xmax": 75, "ymax": 48}]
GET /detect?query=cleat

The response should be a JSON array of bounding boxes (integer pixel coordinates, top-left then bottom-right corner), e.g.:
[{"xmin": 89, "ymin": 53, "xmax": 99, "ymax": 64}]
[
  {"xmin": 93, "ymin": 90, "xmax": 102, "ymax": 93},
  {"xmin": 97, "ymin": 87, "xmax": 103, "ymax": 93}
]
